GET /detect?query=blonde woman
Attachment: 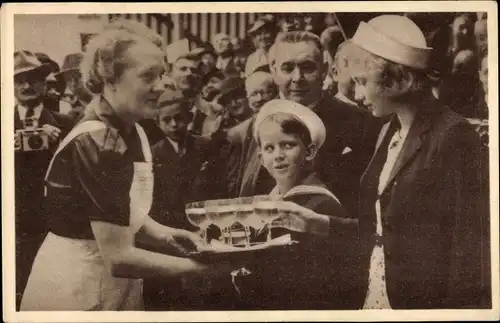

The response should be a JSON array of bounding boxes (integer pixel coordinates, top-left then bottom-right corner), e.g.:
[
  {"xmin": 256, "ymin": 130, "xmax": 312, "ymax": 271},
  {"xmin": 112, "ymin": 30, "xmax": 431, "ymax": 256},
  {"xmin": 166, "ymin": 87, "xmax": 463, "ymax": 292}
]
[
  {"xmin": 349, "ymin": 15, "xmax": 490, "ymax": 309},
  {"xmin": 21, "ymin": 20, "xmax": 227, "ymax": 311}
]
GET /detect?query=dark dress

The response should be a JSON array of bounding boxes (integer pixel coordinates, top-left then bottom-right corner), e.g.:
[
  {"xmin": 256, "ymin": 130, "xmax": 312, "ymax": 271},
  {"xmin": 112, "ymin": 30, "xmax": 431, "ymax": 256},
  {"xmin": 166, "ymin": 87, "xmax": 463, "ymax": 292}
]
[{"xmin": 21, "ymin": 97, "xmax": 151, "ymax": 310}]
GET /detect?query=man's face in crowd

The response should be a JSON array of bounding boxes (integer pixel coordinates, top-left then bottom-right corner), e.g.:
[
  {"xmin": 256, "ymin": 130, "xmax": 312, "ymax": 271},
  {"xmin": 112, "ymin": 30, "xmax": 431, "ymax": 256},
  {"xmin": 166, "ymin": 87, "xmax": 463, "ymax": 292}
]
[
  {"xmin": 202, "ymin": 75, "xmax": 224, "ymax": 99},
  {"xmin": 172, "ymin": 58, "xmax": 201, "ymax": 92},
  {"xmin": 200, "ymin": 52, "xmax": 217, "ymax": 75},
  {"xmin": 272, "ymin": 41, "xmax": 325, "ymax": 107},
  {"xmin": 451, "ymin": 15, "xmax": 474, "ymax": 50},
  {"xmin": 215, "ymin": 36, "xmax": 232, "ymax": 55},
  {"xmin": 63, "ymin": 70, "xmax": 92, "ymax": 103},
  {"xmin": 223, "ymin": 93, "xmax": 249, "ymax": 118},
  {"xmin": 479, "ymin": 56, "xmax": 488, "ymax": 99},
  {"xmin": 246, "ymin": 72, "xmax": 278, "ymax": 113},
  {"xmin": 452, "ymin": 49, "xmax": 476, "ymax": 76},
  {"xmin": 252, "ymin": 28, "xmax": 275, "ymax": 50},
  {"xmin": 158, "ymin": 103, "xmax": 192, "ymax": 142},
  {"xmin": 475, "ymin": 20, "xmax": 488, "ymax": 57},
  {"xmin": 14, "ymin": 71, "xmax": 46, "ymax": 104},
  {"xmin": 332, "ymin": 47, "xmax": 355, "ymax": 101}
]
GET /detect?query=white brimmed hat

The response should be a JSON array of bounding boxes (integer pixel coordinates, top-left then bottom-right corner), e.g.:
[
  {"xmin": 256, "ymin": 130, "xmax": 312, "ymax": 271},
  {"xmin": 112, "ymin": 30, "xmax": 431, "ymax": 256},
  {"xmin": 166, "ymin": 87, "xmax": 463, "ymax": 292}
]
[
  {"xmin": 352, "ymin": 15, "xmax": 432, "ymax": 70},
  {"xmin": 253, "ymin": 99, "xmax": 326, "ymax": 148}
]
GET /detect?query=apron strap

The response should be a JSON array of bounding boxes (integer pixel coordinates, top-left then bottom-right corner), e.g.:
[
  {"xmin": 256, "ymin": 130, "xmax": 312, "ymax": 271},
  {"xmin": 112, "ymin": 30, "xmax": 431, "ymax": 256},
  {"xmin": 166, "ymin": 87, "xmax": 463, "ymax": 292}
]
[{"xmin": 134, "ymin": 123, "xmax": 152, "ymax": 163}]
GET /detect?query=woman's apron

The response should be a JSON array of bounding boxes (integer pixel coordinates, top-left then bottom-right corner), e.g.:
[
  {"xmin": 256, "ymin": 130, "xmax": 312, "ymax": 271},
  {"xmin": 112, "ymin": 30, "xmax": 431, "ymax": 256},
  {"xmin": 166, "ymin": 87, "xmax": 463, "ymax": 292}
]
[{"xmin": 21, "ymin": 120, "xmax": 153, "ymax": 311}]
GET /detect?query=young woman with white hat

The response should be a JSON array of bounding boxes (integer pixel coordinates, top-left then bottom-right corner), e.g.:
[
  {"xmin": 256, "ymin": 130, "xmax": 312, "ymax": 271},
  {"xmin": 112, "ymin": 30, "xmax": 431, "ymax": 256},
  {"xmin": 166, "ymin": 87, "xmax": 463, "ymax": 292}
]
[{"xmin": 349, "ymin": 15, "xmax": 490, "ymax": 309}]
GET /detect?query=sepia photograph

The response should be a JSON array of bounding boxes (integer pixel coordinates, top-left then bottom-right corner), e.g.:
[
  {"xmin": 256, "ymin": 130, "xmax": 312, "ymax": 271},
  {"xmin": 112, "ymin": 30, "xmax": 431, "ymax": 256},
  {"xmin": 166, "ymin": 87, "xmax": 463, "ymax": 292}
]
[{"xmin": 1, "ymin": 1, "xmax": 498, "ymax": 322}]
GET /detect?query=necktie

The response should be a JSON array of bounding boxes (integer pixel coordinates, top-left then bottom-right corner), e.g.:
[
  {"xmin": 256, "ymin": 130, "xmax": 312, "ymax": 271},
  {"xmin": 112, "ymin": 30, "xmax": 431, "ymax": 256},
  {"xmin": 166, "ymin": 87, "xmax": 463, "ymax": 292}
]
[
  {"xmin": 24, "ymin": 107, "xmax": 36, "ymax": 128},
  {"xmin": 25, "ymin": 107, "xmax": 35, "ymax": 119}
]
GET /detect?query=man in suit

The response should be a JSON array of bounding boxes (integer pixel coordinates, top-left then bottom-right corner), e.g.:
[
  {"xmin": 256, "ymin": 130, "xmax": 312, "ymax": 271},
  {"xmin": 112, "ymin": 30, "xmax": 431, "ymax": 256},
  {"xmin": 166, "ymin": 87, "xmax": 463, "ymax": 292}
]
[
  {"xmin": 225, "ymin": 71, "xmax": 279, "ymax": 198},
  {"xmin": 267, "ymin": 30, "xmax": 381, "ymax": 218},
  {"xmin": 56, "ymin": 52, "xmax": 93, "ymax": 123},
  {"xmin": 213, "ymin": 33, "xmax": 239, "ymax": 76},
  {"xmin": 14, "ymin": 50, "xmax": 73, "ymax": 309},
  {"xmin": 350, "ymin": 15, "xmax": 490, "ymax": 309}
]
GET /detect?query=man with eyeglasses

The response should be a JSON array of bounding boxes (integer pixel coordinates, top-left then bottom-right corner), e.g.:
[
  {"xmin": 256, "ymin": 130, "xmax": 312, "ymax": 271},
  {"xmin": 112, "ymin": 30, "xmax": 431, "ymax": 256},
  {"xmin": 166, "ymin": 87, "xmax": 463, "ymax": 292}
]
[{"xmin": 225, "ymin": 71, "xmax": 279, "ymax": 198}]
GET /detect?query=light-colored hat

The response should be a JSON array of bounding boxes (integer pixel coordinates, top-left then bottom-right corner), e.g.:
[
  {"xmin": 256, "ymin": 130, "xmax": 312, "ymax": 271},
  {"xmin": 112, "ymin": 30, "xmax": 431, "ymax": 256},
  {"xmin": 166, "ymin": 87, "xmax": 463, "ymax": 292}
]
[
  {"xmin": 351, "ymin": 15, "xmax": 432, "ymax": 70},
  {"xmin": 253, "ymin": 99, "xmax": 326, "ymax": 148},
  {"xmin": 14, "ymin": 50, "xmax": 52, "ymax": 77},
  {"xmin": 57, "ymin": 53, "xmax": 84, "ymax": 75},
  {"xmin": 248, "ymin": 16, "xmax": 277, "ymax": 35}
]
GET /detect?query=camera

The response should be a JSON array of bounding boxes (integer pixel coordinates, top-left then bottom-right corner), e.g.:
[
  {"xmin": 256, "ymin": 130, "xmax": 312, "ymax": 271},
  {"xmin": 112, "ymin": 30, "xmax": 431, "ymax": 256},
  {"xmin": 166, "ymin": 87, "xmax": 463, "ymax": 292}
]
[{"xmin": 15, "ymin": 128, "xmax": 49, "ymax": 152}]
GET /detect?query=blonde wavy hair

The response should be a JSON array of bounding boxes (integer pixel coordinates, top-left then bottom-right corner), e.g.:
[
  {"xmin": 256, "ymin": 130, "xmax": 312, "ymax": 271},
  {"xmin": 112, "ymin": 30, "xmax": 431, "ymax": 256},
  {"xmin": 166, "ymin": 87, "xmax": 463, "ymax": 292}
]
[
  {"xmin": 347, "ymin": 43, "xmax": 430, "ymax": 99},
  {"xmin": 81, "ymin": 18, "xmax": 165, "ymax": 94}
]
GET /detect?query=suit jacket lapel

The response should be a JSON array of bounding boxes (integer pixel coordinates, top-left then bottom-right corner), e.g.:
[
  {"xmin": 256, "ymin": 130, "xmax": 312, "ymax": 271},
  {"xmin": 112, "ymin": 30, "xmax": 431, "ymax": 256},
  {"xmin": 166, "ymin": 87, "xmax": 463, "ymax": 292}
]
[
  {"xmin": 380, "ymin": 109, "xmax": 432, "ymax": 195},
  {"xmin": 14, "ymin": 106, "xmax": 23, "ymax": 130},
  {"xmin": 39, "ymin": 106, "xmax": 59, "ymax": 128}
]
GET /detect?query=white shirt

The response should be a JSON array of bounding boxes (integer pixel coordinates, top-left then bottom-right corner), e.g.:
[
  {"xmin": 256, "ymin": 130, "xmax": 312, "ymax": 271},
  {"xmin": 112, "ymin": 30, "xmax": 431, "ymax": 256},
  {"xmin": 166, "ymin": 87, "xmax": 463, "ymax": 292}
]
[
  {"xmin": 17, "ymin": 103, "xmax": 43, "ymax": 121},
  {"xmin": 363, "ymin": 123, "xmax": 410, "ymax": 310},
  {"xmin": 59, "ymin": 100, "xmax": 73, "ymax": 115}
]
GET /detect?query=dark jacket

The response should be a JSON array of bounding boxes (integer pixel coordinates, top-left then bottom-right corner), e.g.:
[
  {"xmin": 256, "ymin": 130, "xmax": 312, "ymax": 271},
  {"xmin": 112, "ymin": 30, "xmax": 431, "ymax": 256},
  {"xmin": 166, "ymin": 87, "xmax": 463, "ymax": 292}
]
[
  {"xmin": 15, "ymin": 104, "xmax": 74, "ymax": 228},
  {"xmin": 358, "ymin": 99, "xmax": 491, "ymax": 309},
  {"xmin": 149, "ymin": 134, "xmax": 226, "ymax": 231},
  {"xmin": 312, "ymin": 94, "xmax": 383, "ymax": 218}
]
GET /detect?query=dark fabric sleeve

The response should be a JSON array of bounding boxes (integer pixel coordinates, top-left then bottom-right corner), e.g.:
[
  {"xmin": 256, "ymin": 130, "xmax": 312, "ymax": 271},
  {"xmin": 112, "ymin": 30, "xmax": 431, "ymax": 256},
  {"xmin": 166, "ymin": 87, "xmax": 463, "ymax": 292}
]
[
  {"xmin": 440, "ymin": 122, "xmax": 491, "ymax": 308},
  {"xmin": 72, "ymin": 129, "xmax": 135, "ymax": 226}
]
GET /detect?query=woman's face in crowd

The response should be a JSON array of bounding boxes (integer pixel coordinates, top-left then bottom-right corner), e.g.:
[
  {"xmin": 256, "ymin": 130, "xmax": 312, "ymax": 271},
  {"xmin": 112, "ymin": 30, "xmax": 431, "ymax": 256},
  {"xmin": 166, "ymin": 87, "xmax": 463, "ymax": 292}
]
[
  {"xmin": 113, "ymin": 41, "xmax": 166, "ymax": 120},
  {"xmin": 259, "ymin": 121, "xmax": 309, "ymax": 186},
  {"xmin": 172, "ymin": 58, "xmax": 201, "ymax": 92},
  {"xmin": 272, "ymin": 41, "xmax": 325, "ymax": 107},
  {"xmin": 351, "ymin": 66, "xmax": 395, "ymax": 118}
]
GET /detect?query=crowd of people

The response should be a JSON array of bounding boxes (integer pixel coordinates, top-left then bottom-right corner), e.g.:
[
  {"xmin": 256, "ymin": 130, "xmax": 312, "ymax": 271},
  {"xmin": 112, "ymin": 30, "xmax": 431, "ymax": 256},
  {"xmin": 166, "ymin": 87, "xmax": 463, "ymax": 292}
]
[{"xmin": 14, "ymin": 12, "xmax": 490, "ymax": 311}]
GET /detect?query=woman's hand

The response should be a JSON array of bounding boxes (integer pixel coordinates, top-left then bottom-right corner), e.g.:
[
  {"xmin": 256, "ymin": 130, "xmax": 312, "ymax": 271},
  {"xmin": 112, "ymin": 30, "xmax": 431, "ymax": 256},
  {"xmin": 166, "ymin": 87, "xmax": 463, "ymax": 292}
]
[
  {"xmin": 164, "ymin": 228, "xmax": 207, "ymax": 257},
  {"xmin": 271, "ymin": 201, "xmax": 330, "ymax": 237}
]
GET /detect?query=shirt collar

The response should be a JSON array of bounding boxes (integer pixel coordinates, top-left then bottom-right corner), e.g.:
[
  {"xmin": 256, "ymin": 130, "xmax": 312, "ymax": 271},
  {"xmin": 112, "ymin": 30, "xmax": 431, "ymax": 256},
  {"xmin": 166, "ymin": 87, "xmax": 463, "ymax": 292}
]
[
  {"xmin": 335, "ymin": 91, "xmax": 358, "ymax": 106},
  {"xmin": 17, "ymin": 102, "xmax": 43, "ymax": 120},
  {"xmin": 278, "ymin": 92, "xmax": 322, "ymax": 110}
]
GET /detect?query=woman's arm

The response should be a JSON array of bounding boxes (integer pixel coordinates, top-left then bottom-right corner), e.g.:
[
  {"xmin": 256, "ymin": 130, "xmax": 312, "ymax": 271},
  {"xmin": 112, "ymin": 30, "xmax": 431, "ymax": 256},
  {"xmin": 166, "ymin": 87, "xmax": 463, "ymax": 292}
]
[
  {"xmin": 271, "ymin": 201, "xmax": 358, "ymax": 238},
  {"xmin": 91, "ymin": 220, "xmax": 216, "ymax": 280},
  {"xmin": 135, "ymin": 216, "xmax": 204, "ymax": 257}
]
